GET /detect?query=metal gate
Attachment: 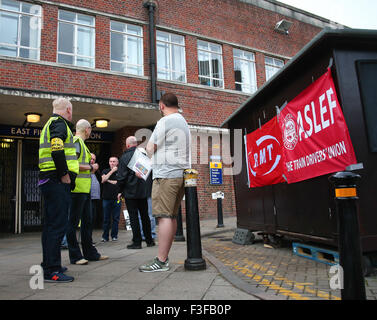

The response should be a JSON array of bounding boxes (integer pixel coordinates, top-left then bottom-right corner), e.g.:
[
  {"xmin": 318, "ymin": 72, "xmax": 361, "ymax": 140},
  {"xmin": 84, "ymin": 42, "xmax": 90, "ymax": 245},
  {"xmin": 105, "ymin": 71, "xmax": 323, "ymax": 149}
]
[
  {"xmin": 0, "ymin": 137, "xmax": 111, "ymax": 234},
  {"xmin": 0, "ymin": 138, "xmax": 17, "ymax": 233},
  {"xmin": 21, "ymin": 139, "xmax": 43, "ymax": 232}
]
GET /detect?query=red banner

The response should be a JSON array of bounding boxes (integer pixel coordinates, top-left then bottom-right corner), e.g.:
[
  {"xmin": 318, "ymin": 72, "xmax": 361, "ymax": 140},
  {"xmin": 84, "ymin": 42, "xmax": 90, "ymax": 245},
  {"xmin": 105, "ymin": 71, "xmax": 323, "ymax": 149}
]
[
  {"xmin": 279, "ymin": 69, "xmax": 357, "ymax": 184},
  {"xmin": 245, "ymin": 69, "xmax": 357, "ymax": 188},
  {"xmin": 245, "ymin": 117, "xmax": 285, "ymax": 188}
]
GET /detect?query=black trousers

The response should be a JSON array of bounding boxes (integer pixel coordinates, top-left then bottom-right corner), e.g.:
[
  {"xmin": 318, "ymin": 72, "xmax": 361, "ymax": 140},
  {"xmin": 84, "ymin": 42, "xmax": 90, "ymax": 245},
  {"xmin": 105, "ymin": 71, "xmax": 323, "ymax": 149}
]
[
  {"xmin": 67, "ymin": 193, "xmax": 100, "ymax": 263},
  {"xmin": 40, "ymin": 180, "xmax": 71, "ymax": 275},
  {"xmin": 125, "ymin": 198, "xmax": 153, "ymax": 245}
]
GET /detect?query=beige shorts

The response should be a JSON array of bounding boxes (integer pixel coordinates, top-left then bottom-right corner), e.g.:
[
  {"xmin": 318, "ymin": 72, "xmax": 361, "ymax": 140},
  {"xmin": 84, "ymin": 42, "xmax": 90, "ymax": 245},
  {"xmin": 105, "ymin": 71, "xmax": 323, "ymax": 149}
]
[{"xmin": 152, "ymin": 178, "xmax": 185, "ymax": 218}]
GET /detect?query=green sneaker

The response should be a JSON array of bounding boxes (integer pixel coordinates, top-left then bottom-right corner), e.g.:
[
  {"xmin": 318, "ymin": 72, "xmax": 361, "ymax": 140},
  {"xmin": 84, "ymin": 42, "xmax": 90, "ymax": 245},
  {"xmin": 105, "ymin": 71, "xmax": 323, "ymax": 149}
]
[{"xmin": 139, "ymin": 257, "xmax": 170, "ymax": 272}]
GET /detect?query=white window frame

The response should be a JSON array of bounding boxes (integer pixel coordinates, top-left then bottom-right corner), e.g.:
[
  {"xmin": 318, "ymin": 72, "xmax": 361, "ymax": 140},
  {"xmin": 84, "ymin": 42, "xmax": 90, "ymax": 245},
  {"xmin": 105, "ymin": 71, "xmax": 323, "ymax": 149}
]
[
  {"xmin": 57, "ymin": 10, "xmax": 95, "ymax": 68},
  {"xmin": 156, "ymin": 30, "xmax": 186, "ymax": 83},
  {"xmin": 265, "ymin": 56, "xmax": 284, "ymax": 81},
  {"xmin": 197, "ymin": 40, "xmax": 224, "ymax": 89},
  {"xmin": 110, "ymin": 20, "xmax": 143, "ymax": 76},
  {"xmin": 233, "ymin": 49, "xmax": 257, "ymax": 94},
  {"xmin": 0, "ymin": 0, "xmax": 42, "ymax": 60}
]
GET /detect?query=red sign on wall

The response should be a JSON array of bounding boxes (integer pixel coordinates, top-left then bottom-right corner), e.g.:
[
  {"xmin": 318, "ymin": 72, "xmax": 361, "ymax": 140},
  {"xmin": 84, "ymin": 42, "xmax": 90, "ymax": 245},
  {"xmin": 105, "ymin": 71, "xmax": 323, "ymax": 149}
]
[{"xmin": 245, "ymin": 69, "xmax": 357, "ymax": 188}]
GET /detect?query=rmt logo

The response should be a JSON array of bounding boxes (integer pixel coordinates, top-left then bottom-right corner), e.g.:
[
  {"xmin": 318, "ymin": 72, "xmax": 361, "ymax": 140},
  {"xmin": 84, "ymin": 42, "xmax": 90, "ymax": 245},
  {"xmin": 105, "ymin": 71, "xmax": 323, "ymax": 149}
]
[{"xmin": 249, "ymin": 134, "xmax": 282, "ymax": 177}]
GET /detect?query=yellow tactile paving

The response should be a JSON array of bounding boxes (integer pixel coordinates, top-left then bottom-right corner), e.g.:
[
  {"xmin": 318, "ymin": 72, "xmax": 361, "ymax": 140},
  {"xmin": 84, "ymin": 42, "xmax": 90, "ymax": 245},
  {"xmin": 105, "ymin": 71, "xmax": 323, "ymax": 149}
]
[{"xmin": 203, "ymin": 237, "xmax": 341, "ymax": 300}]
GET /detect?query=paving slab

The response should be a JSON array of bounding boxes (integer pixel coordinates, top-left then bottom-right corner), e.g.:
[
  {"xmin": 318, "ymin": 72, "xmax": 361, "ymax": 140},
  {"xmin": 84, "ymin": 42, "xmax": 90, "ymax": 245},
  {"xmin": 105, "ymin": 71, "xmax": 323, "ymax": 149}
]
[{"xmin": 1, "ymin": 216, "xmax": 376, "ymax": 301}]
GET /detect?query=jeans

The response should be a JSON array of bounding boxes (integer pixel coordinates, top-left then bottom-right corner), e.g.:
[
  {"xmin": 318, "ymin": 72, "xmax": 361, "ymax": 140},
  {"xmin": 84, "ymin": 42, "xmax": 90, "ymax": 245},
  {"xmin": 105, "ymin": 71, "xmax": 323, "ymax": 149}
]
[
  {"xmin": 67, "ymin": 193, "xmax": 100, "ymax": 263},
  {"xmin": 40, "ymin": 180, "xmax": 71, "ymax": 275},
  {"xmin": 102, "ymin": 199, "xmax": 121, "ymax": 240},
  {"xmin": 61, "ymin": 234, "xmax": 68, "ymax": 247},
  {"xmin": 138, "ymin": 197, "xmax": 156, "ymax": 240},
  {"xmin": 125, "ymin": 198, "xmax": 153, "ymax": 245}
]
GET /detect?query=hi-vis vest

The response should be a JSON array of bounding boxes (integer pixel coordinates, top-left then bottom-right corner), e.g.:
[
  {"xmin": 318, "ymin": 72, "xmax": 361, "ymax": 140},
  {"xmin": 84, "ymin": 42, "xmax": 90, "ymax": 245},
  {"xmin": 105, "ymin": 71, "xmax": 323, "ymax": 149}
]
[
  {"xmin": 39, "ymin": 116, "xmax": 79, "ymax": 175},
  {"xmin": 72, "ymin": 136, "xmax": 91, "ymax": 194}
]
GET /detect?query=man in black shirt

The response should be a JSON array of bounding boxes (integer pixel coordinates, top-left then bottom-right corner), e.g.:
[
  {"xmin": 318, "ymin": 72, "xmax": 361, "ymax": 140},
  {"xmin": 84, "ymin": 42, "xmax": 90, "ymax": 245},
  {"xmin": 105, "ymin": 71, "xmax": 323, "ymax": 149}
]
[
  {"xmin": 101, "ymin": 157, "xmax": 121, "ymax": 241},
  {"xmin": 117, "ymin": 136, "xmax": 154, "ymax": 249}
]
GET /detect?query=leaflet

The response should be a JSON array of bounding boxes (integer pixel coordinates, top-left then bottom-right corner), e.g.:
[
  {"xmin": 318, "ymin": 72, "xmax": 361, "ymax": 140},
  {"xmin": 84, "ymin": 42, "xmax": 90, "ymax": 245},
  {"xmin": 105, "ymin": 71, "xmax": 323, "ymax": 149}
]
[{"xmin": 127, "ymin": 148, "xmax": 152, "ymax": 180}]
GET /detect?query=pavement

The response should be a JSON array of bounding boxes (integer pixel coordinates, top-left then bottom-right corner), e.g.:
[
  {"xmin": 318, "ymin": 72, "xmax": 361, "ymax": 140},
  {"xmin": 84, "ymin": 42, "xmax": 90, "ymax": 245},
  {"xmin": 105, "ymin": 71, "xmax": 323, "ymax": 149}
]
[{"xmin": 0, "ymin": 215, "xmax": 376, "ymax": 301}]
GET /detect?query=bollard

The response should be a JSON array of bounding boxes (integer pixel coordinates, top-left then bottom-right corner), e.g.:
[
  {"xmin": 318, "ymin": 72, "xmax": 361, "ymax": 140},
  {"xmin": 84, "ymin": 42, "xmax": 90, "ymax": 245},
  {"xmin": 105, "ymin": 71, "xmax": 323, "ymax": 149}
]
[
  {"xmin": 329, "ymin": 171, "xmax": 366, "ymax": 300},
  {"xmin": 183, "ymin": 169, "xmax": 206, "ymax": 271},
  {"xmin": 174, "ymin": 205, "xmax": 185, "ymax": 242},
  {"xmin": 216, "ymin": 197, "xmax": 224, "ymax": 228}
]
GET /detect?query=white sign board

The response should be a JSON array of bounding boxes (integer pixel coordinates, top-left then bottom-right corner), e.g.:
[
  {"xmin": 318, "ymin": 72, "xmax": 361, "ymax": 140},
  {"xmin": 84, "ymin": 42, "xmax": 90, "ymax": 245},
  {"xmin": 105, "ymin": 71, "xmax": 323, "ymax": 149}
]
[{"xmin": 212, "ymin": 191, "xmax": 225, "ymax": 200}]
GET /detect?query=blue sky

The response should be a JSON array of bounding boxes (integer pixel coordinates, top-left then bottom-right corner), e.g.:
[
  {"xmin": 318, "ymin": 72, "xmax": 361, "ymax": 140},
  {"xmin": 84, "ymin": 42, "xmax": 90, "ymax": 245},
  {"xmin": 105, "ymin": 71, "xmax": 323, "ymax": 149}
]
[{"xmin": 278, "ymin": 0, "xmax": 377, "ymax": 29}]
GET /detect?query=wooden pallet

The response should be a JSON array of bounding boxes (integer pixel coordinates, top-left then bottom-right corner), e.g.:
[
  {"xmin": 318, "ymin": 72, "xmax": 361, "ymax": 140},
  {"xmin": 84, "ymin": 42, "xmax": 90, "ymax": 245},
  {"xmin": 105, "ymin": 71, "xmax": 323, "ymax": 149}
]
[{"xmin": 292, "ymin": 242, "xmax": 339, "ymax": 266}]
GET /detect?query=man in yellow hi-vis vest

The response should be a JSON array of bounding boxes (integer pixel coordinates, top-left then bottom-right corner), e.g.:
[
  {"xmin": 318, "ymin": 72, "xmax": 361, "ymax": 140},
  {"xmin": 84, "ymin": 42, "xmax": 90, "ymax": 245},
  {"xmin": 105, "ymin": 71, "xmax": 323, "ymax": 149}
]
[
  {"xmin": 39, "ymin": 98, "xmax": 78, "ymax": 283},
  {"xmin": 66, "ymin": 119, "xmax": 108, "ymax": 265}
]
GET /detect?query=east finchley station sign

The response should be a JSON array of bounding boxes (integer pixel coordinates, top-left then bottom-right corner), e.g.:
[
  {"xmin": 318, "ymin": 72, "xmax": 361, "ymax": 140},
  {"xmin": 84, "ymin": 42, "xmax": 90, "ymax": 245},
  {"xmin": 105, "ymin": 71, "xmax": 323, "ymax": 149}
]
[
  {"xmin": 0, "ymin": 125, "xmax": 114, "ymax": 142},
  {"xmin": 245, "ymin": 69, "xmax": 357, "ymax": 188}
]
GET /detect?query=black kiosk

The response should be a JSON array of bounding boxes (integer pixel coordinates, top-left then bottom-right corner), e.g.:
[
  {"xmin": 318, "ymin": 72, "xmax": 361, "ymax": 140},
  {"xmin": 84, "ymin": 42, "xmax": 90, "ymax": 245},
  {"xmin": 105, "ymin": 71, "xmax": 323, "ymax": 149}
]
[{"xmin": 222, "ymin": 29, "xmax": 377, "ymax": 270}]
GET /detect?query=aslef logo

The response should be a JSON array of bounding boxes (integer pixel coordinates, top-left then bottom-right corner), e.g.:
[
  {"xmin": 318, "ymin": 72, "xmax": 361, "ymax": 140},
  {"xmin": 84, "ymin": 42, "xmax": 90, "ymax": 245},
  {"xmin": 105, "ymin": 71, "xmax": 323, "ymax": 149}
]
[
  {"xmin": 282, "ymin": 113, "xmax": 298, "ymax": 150},
  {"xmin": 248, "ymin": 134, "xmax": 282, "ymax": 177}
]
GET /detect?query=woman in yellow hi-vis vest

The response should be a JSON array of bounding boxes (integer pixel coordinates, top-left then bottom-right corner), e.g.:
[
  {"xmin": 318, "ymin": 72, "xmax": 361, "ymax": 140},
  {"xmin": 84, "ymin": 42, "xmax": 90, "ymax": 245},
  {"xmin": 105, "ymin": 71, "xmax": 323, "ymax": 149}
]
[{"xmin": 66, "ymin": 119, "xmax": 108, "ymax": 265}]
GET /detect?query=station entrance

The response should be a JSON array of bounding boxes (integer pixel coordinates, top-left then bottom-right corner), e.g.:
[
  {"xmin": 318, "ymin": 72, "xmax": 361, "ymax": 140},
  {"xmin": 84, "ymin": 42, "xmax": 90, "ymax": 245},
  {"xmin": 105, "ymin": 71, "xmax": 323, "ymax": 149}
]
[{"xmin": 0, "ymin": 135, "xmax": 111, "ymax": 234}]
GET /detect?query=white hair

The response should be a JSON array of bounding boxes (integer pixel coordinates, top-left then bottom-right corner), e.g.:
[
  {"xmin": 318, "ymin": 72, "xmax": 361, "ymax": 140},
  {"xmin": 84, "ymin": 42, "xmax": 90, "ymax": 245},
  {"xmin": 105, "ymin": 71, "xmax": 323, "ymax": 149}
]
[{"xmin": 52, "ymin": 98, "xmax": 72, "ymax": 112}]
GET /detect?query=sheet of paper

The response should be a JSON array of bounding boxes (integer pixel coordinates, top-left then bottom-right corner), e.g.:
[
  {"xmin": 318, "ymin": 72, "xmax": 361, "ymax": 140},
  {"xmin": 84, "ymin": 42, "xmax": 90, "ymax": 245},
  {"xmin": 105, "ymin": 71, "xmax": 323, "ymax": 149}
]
[{"xmin": 127, "ymin": 148, "xmax": 152, "ymax": 180}]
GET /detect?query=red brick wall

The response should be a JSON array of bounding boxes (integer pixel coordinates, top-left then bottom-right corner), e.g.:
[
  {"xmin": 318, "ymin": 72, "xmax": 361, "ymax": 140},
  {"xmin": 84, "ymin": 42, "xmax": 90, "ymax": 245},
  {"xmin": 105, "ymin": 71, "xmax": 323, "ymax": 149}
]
[
  {"xmin": 153, "ymin": 0, "xmax": 320, "ymax": 57},
  {"xmin": 1, "ymin": 0, "xmax": 323, "ymax": 122},
  {"xmin": 0, "ymin": 0, "xmax": 325, "ymax": 221},
  {"xmin": 0, "ymin": 59, "xmax": 151, "ymax": 100},
  {"xmin": 40, "ymin": 4, "xmax": 58, "ymax": 62},
  {"xmin": 95, "ymin": 15, "xmax": 110, "ymax": 70}
]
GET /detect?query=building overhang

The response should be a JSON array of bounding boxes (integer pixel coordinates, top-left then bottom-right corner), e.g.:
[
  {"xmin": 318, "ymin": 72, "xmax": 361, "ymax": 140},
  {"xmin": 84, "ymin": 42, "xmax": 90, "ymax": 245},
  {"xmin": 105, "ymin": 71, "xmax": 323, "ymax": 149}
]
[{"xmin": 0, "ymin": 88, "xmax": 160, "ymax": 131}]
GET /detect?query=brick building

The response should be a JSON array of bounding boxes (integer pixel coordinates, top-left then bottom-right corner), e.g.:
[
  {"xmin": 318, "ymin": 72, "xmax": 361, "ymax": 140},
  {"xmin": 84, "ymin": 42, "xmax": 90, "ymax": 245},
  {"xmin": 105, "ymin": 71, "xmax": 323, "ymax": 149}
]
[{"xmin": 0, "ymin": 0, "xmax": 343, "ymax": 233}]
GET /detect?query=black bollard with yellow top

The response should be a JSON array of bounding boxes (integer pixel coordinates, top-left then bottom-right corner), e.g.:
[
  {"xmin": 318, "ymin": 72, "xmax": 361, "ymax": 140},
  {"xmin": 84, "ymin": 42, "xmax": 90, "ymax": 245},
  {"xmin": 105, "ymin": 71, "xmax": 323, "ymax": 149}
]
[
  {"xmin": 183, "ymin": 169, "xmax": 206, "ymax": 271},
  {"xmin": 329, "ymin": 171, "xmax": 366, "ymax": 300}
]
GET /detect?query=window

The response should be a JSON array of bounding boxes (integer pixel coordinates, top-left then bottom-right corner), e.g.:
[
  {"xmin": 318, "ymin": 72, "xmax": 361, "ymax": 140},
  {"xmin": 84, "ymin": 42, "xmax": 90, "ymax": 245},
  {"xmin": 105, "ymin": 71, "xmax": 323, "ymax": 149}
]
[
  {"xmin": 234, "ymin": 49, "xmax": 257, "ymax": 94},
  {"xmin": 57, "ymin": 10, "xmax": 95, "ymax": 68},
  {"xmin": 0, "ymin": 0, "xmax": 41, "ymax": 59},
  {"xmin": 110, "ymin": 21, "xmax": 143, "ymax": 75},
  {"xmin": 265, "ymin": 56, "xmax": 284, "ymax": 81},
  {"xmin": 197, "ymin": 40, "xmax": 223, "ymax": 88},
  {"xmin": 157, "ymin": 31, "xmax": 186, "ymax": 82}
]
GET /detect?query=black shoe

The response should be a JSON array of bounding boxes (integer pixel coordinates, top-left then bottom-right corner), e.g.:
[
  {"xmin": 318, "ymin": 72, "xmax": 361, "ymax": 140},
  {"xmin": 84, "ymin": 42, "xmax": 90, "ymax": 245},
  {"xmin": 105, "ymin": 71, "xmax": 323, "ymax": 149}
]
[
  {"xmin": 146, "ymin": 241, "xmax": 155, "ymax": 247},
  {"xmin": 44, "ymin": 272, "xmax": 74, "ymax": 283},
  {"xmin": 127, "ymin": 243, "xmax": 142, "ymax": 249}
]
